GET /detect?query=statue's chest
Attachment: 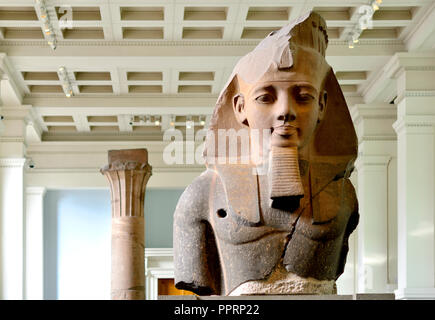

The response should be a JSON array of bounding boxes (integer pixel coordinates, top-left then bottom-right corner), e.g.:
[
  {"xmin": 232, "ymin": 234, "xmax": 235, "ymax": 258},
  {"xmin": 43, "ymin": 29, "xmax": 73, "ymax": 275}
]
[{"xmin": 209, "ymin": 176, "xmax": 351, "ymax": 245}]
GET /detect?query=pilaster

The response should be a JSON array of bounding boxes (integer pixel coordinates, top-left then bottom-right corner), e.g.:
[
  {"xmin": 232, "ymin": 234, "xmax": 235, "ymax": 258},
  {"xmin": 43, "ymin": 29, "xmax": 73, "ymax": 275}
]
[
  {"xmin": 352, "ymin": 103, "xmax": 397, "ymax": 294},
  {"xmin": 0, "ymin": 158, "xmax": 26, "ymax": 299},
  {"xmin": 24, "ymin": 187, "xmax": 46, "ymax": 300},
  {"xmin": 0, "ymin": 107, "xmax": 31, "ymax": 299},
  {"xmin": 387, "ymin": 52, "xmax": 435, "ymax": 299}
]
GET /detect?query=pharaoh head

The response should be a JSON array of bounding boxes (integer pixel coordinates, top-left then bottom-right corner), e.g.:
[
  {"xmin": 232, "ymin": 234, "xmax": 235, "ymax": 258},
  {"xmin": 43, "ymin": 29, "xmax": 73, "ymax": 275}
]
[{"xmin": 205, "ymin": 11, "xmax": 357, "ymax": 168}]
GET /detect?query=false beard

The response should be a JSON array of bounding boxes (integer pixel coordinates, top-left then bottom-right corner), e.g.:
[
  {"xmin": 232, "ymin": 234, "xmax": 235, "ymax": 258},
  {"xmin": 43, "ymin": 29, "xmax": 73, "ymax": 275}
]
[{"xmin": 268, "ymin": 146, "xmax": 305, "ymax": 211}]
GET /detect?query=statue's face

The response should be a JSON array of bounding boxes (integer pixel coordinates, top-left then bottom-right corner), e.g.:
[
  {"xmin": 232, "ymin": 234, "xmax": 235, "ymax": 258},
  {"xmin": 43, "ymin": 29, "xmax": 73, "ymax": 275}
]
[{"xmin": 234, "ymin": 46, "xmax": 328, "ymax": 150}]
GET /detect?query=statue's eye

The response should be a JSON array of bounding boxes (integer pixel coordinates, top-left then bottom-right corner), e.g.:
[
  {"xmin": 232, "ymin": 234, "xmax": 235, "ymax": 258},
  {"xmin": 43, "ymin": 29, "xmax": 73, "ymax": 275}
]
[
  {"xmin": 255, "ymin": 94, "xmax": 275, "ymax": 104},
  {"xmin": 297, "ymin": 93, "xmax": 315, "ymax": 103}
]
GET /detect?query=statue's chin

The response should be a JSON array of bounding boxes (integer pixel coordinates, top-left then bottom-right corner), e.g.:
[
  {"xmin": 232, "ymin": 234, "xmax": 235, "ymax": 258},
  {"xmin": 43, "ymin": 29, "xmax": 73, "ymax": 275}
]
[{"xmin": 270, "ymin": 135, "xmax": 299, "ymax": 148}]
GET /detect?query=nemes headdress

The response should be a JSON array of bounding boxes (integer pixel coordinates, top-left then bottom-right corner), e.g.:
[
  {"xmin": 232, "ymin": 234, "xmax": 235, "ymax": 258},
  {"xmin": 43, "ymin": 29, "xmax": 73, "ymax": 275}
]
[{"xmin": 205, "ymin": 11, "xmax": 357, "ymax": 163}]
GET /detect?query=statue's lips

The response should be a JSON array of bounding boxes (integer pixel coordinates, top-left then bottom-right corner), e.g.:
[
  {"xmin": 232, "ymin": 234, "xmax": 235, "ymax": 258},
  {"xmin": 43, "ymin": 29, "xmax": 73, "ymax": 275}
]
[{"xmin": 272, "ymin": 125, "xmax": 297, "ymax": 136}]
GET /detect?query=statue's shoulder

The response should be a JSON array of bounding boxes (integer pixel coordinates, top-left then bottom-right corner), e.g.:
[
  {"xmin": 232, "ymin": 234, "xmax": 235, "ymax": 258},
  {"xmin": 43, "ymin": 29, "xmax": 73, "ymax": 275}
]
[{"xmin": 174, "ymin": 169, "xmax": 215, "ymax": 221}]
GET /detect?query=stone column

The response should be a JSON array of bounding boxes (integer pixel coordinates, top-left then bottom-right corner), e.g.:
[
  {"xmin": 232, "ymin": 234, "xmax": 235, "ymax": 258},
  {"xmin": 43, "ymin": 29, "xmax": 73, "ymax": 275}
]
[
  {"xmin": 351, "ymin": 103, "xmax": 397, "ymax": 294},
  {"xmin": 101, "ymin": 149, "xmax": 152, "ymax": 300},
  {"xmin": 25, "ymin": 187, "xmax": 46, "ymax": 300},
  {"xmin": 386, "ymin": 53, "xmax": 435, "ymax": 299}
]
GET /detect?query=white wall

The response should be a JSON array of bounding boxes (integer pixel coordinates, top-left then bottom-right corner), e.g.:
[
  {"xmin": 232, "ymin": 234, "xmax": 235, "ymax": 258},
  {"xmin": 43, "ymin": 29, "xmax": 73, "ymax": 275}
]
[{"xmin": 44, "ymin": 190, "xmax": 111, "ymax": 300}]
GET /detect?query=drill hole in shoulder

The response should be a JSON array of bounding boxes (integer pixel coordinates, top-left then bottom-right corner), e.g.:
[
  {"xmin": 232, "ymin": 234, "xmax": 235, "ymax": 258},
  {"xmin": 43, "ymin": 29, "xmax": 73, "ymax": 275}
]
[{"xmin": 216, "ymin": 209, "xmax": 227, "ymax": 218}]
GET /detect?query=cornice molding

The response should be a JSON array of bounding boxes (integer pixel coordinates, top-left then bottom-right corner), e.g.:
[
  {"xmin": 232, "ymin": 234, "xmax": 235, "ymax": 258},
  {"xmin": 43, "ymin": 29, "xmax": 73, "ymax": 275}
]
[
  {"xmin": 0, "ymin": 40, "xmax": 259, "ymax": 47},
  {"xmin": 404, "ymin": 90, "xmax": 435, "ymax": 97},
  {"xmin": 0, "ymin": 137, "xmax": 25, "ymax": 143},
  {"xmin": 395, "ymin": 90, "xmax": 435, "ymax": 105},
  {"xmin": 393, "ymin": 116, "xmax": 435, "ymax": 134},
  {"xmin": 0, "ymin": 39, "xmax": 404, "ymax": 48},
  {"xmin": 358, "ymin": 136, "xmax": 397, "ymax": 142},
  {"xmin": 28, "ymin": 166, "xmax": 204, "ymax": 174}
]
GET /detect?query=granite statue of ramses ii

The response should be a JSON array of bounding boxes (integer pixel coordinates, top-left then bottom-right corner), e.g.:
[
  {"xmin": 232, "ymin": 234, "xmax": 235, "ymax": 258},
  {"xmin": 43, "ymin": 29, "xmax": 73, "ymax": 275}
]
[{"xmin": 173, "ymin": 11, "xmax": 359, "ymax": 296}]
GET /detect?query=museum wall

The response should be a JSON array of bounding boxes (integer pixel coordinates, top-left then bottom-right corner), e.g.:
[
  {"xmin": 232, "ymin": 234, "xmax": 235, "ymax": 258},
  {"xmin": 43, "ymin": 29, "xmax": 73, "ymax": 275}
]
[{"xmin": 43, "ymin": 188, "xmax": 184, "ymax": 299}]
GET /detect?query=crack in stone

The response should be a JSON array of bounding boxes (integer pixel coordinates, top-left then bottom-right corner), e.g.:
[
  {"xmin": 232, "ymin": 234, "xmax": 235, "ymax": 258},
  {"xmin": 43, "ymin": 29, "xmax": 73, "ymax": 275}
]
[{"xmin": 281, "ymin": 207, "xmax": 304, "ymax": 262}]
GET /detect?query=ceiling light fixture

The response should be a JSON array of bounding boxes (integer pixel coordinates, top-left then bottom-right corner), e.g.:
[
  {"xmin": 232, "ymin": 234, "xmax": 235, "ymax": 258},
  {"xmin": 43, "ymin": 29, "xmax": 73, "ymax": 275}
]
[
  {"xmin": 154, "ymin": 116, "xmax": 161, "ymax": 126},
  {"xmin": 371, "ymin": 0, "xmax": 380, "ymax": 11},
  {"xmin": 57, "ymin": 66, "xmax": 74, "ymax": 98},
  {"xmin": 352, "ymin": 29, "xmax": 361, "ymax": 43},
  {"xmin": 35, "ymin": 0, "xmax": 57, "ymax": 50},
  {"xmin": 186, "ymin": 116, "xmax": 193, "ymax": 129},
  {"xmin": 47, "ymin": 35, "xmax": 57, "ymax": 50},
  {"xmin": 348, "ymin": 1, "xmax": 382, "ymax": 49}
]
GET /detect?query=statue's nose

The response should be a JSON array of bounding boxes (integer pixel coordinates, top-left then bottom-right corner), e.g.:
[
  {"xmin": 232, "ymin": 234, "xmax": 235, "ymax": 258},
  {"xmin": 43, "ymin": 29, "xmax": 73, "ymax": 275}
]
[{"xmin": 277, "ymin": 99, "xmax": 296, "ymax": 122}]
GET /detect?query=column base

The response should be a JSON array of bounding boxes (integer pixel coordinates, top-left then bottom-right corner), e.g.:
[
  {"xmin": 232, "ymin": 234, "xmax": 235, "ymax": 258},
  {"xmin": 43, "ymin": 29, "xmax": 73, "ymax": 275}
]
[{"xmin": 395, "ymin": 288, "xmax": 435, "ymax": 300}]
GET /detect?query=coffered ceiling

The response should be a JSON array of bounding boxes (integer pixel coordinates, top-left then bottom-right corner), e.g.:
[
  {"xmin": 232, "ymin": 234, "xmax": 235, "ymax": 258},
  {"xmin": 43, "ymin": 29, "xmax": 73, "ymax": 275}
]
[{"xmin": 0, "ymin": 0, "xmax": 434, "ymax": 142}]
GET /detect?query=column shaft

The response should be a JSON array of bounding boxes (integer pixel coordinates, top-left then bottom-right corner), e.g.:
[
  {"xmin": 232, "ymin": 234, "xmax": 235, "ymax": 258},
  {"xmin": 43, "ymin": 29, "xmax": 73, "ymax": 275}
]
[
  {"xmin": 356, "ymin": 156, "xmax": 391, "ymax": 292},
  {"xmin": 24, "ymin": 187, "xmax": 46, "ymax": 300},
  {"xmin": 0, "ymin": 107, "xmax": 30, "ymax": 300},
  {"xmin": 0, "ymin": 158, "xmax": 26, "ymax": 299},
  {"xmin": 395, "ymin": 121, "xmax": 435, "ymax": 297},
  {"xmin": 351, "ymin": 103, "xmax": 397, "ymax": 293}
]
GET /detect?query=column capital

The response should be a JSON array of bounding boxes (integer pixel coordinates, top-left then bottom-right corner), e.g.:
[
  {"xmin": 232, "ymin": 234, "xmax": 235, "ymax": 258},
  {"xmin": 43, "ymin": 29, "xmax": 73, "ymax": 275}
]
[
  {"xmin": 385, "ymin": 52, "xmax": 435, "ymax": 80},
  {"xmin": 0, "ymin": 106, "xmax": 38, "ymax": 141},
  {"xmin": 0, "ymin": 53, "xmax": 24, "ymax": 106},
  {"xmin": 100, "ymin": 149, "xmax": 152, "ymax": 218},
  {"xmin": 0, "ymin": 106, "xmax": 43, "ymax": 145},
  {"xmin": 351, "ymin": 103, "xmax": 397, "ymax": 125},
  {"xmin": 350, "ymin": 103, "xmax": 397, "ymax": 148}
]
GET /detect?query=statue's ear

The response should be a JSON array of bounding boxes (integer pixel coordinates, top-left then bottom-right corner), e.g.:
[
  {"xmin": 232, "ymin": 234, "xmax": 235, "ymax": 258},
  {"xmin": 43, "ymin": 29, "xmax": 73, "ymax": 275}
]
[
  {"xmin": 232, "ymin": 93, "xmax": 249, "ymax": 126},
  {"xmin": 318, "ymin": 90, "xmax": 327, "ymax": 123}
]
